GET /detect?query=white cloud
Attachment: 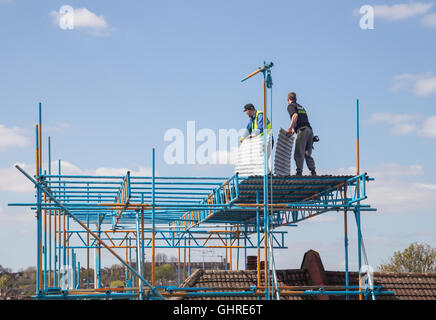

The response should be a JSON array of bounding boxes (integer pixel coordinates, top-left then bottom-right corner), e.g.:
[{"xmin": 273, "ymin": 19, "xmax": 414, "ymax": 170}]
[
  {"xmin": 0, "ymin": 206, "xmax": 34, "ymax": 225},
  {"xmin": 366, "ymin": 112, "xmax": 421, "ymax": 124},
  {"xmin": 371, "ymin": 163, "xmax": 424, "ymax": 177},
  {"xmin": 56, "ymin": 160, "xmax": 83, "ymax": 175},
  {"xmin": 0, "ymin": 125, "xmax": 29, "ymax": 151},
  {"xmin": 304, "ymin": 213, "xmax": 338, "ymax": 224},
  {"xmin": 95, "ymin": 166, "xmax": 153, "ymax": 176},
  {"xmin": 330, "ymin": 163, "xmax": 424, "ymax": 178},
  {"xmin": 422, "ymin": 115, "xmax": 436, "ymax": 137},
  {"xmin": 415, "ymin": 77, "xmax": 436, "ymax": 96},
  {"xmin": 51, "ymin": 160, "xmax": 153, "ymax": 177},
  {"xmin": 366, "ymin": 112, "xmax": 421, "ymax": 135},
  {"xmin": 322, "ymin": 166, "xmax": 356, "ymax": 176},
  {"xmin": 45, "ymin": 122, "xmax": 71, "ymax": 134},
  {"xmin": 422, "ymin": 12, "xmax": 436, "ymax": 27},
  {"xmin": 373, "ymin": 2, "xmax": 434, "ymax": 21},
  {"xmin": 367, "ymin": 112, "xmax": 436, "ymax": 138},
  {"xmin": 392, "ymin": 73, "xmax": 436, "ymax": 96},
  {"xmin": 368, "ymin": 179, "xmax": 436, "ymax": 213},
  {"xmin": 0, "ymin": 161, "xmax": 153, "ymax": 193},
  {"xmin": 50, "ymin": 7, "xmax": 112, "ymax": 36},
  {"xmin": 0, "ymin": 162, "xmax": 35, "ymax": 193},
  {"xmin": 414, "ymin": 183, "xmax": 436, "ymax": 190},
  {"xmin": 392, "ymin": 123, "xmax": 418, "ymax": 135},
  {"xmin": 357, "ymin": 163, "xmax": 433, "ymax": 214},
  {"xmin": 366, "ymin": 112, "xmax": 422, "ymax": 135},
  {"xmin": 366, "ymin": 235, "xmax": 399, "ymax": 247},
  {"xmin": 324, "ymin": 163, "xmax": 434, "ymax": 214}
]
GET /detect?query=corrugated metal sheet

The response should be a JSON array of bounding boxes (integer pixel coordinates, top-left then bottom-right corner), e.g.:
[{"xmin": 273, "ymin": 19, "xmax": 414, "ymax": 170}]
[
  {"xmin": 274, "ymin": 128, "xmax": 294, "ymax": 176},
  {"xmin": 236, "ymin": 175, "xmax": 353, "ymax": 204},
  {"xmin": 234, "ymin": 133, "xmax": 272, "ymax": 177},
  {"xmin": 205, "ymin": 175, "xmax": 353, "ymax": 223}
]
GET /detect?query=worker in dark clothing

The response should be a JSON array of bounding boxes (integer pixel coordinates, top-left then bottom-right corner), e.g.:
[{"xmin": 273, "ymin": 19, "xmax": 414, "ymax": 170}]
[{"xmin": 285, "ymin": 92, "xmax": 316, "ymax": 176}]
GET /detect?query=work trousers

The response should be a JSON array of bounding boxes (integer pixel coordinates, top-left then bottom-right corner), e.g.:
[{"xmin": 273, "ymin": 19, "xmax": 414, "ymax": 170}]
[{"xmin": 294, "ymin": 127, "xmax": 316, "ymax": 172}]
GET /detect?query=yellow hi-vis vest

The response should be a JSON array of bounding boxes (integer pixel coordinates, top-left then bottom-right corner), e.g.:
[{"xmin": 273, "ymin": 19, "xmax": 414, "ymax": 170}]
[{"xmin": 251, "ymin": 110, "xmax": 271, "ymax": 135}]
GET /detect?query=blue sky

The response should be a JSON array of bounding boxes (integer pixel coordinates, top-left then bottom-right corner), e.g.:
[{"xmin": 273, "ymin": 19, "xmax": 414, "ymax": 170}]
[{"xmin": 0, "ymin": 0, "xmax": 435, "ymax": 272}]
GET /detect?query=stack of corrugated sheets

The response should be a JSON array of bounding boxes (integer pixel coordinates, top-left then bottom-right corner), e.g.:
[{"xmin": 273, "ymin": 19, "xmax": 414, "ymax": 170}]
[
  {"xmin": 234, "ymin": 133, "xmax": 272, "ymax": 177},
  {"xmin": 274, "ymin": 128, "xmax": 294, "ymax": 176}
]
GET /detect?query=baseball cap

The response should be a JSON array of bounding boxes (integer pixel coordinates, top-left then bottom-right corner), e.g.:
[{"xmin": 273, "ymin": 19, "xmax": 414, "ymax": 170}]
[{"xmin": 243, "ymin": 104, "xmax": 255, "ymax": 112}]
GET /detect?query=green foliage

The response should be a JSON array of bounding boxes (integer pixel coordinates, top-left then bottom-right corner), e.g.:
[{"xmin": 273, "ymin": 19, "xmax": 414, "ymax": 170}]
[
  {"xmin": 22, "ymin": 266, "xmax": 36, "ymax": 282},
  {"xmin": 379, "ymin": 242, "xmax": 436, "ymax": 273},
  {"xmin": 155, "ymin": 264, "xmax": 174, "ymax": 280},
  {"xmin": 110, "ymin": 280, "xmax": 124, "ymax": 288},
  {"xmin": 0, "ymin": 274, "xmax": 14, "ymax": 289},
  {"xmin": 100, "ymin": 264, "xmax": 125, "ymax": 287}
]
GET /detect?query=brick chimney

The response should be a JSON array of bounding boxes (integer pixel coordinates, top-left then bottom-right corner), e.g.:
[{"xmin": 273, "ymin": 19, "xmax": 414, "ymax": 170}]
[{"xmin": 300, "ymin": 250, "xmax": 329, "ymax": 300}]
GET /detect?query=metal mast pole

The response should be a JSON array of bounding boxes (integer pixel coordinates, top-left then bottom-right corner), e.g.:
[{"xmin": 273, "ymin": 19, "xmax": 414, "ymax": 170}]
[
  {"xmin": 35, "ymin": 124, "xmax": 41, "ymax": 296},
  {"xmin": 355, "ymin": 99, "xmax": 363, "ymax": 300},
  {"xmin": 152, "ymin": 148, "xmax": 156, "ymax": 287},
  {"xmin": 241, "ymin": 62, "xmax": 274, "ymax": 300}
]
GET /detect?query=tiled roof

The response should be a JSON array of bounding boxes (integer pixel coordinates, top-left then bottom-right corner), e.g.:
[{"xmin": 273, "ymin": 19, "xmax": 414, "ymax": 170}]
[
  {"xmin": 179, "ymin": 269, "xmax": 314, "ymax": 300},
  {"xmin": 324, "ymin": 271, "xmax": 359, "ymax": 286},
  {"xmin": 373, "ymin": 272, "xmax": 436, "ymax": 300},
  {"xmin": 324, "ymin": 270, "xmax": 436, "ymax": 300},
  {"xmin": 176, "ymin": 250, "xmax": 436, "ymax": 300}
]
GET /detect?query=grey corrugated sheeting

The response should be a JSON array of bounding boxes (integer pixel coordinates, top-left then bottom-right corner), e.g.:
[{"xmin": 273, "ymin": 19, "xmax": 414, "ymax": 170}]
[
  {"xmin": 274, "ymin": 128, "xmax": 294, "ymax": 176},
  {"xmin": 236, "ymin": 175, "xmax": 353, "ymax": 204},
  {"xmin": 205, "ymin": 175, "xmax": 354, "ymax": 223}
]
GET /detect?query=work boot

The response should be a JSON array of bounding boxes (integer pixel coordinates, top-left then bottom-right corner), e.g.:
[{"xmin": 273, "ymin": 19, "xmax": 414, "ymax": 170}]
[
  {"xmin": 311, "ymin": 170, "xmax": 317, "ymax": 176},
  {"xmin": 295, "ymin": 170, "xmax": 303, "ymax": 176}
]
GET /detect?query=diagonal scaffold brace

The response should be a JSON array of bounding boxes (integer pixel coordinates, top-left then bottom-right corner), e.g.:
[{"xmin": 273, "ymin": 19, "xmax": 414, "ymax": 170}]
[{"xmin": 15, "ymin": 164, "xmax": 165, "ymax": 300}]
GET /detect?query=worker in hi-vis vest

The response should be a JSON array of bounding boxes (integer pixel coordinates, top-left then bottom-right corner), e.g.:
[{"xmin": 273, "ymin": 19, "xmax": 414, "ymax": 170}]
[{"xmin": 239, "ymin": 103, "xmax": 273, "ymax": 146}]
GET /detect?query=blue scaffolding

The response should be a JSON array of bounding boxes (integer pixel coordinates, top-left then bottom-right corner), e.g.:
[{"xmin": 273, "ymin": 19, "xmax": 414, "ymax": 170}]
[{"xmin": 8, "ymin": 64, "xmax": 393, "ymax": 300}]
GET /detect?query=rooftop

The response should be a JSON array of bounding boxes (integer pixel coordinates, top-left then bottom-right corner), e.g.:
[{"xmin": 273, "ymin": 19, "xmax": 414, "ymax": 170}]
[{"xmin": 177, "ymin": 250, "xmax": 436, "ymax": 300}]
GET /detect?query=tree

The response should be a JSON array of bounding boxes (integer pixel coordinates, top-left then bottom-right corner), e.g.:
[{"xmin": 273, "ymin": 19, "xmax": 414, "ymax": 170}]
[
  {"xmin": 168, "ymin": 256, "xmax": 178, "ymax": 263},
  {"xmin": 0, "ymin": 274, "xmax": 14, "ymax": 289},
  {"xmin": 110, "ymin": 280, "xmax": 124, "ymax": 288},
  {"xmin": 156, "ymin": 253, "xmax": 167, "ymax": 265},
  {"xmin": 22, "ymin": 267, "xmax": 36, "ymax": 281},
  {"xmin": 379, "ymin": 242, "xmax": 436, "ymax": 273},
  {"xmin": 155, "ymin": 264, "xmax": 174, "ymax": 280},
  {"xmin": 0, "ymin": 265, "xmax": 12, "ymax": 273}
]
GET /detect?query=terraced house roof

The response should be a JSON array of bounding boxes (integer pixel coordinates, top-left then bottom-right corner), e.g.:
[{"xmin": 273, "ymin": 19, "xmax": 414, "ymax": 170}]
[{"xmin": 176, "ymin": 250, "xmax": 436, "ymax": 300}]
